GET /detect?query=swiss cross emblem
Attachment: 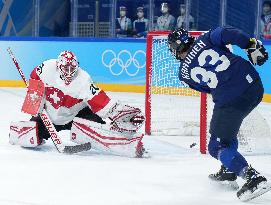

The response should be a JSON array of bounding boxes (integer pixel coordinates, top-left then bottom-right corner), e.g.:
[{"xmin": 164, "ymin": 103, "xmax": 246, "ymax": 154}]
[
  {"xmin": 62, "ymin": 51, "xmax": 74, "ymax": 63},
  {"xmin": 71, "ymin": 133, "xmax": 76, "ymax": 140},
  {"xmin": 45, "ymin": 86, "xmax": 82, "ymax": 109},
  {"xmin": 50, "ymin": 91, "xmax": 60, "ymax": 104},
  {"xmin": 46, "ymin": 87, "xmax": 64, "ymax": 109},
  {"xmin": 29, "ymin": 91, "xmax": 40, "ymax": 103},
  {"xmin": 30, "ymin": 137, "xmax": 34, "ymax": 144}
]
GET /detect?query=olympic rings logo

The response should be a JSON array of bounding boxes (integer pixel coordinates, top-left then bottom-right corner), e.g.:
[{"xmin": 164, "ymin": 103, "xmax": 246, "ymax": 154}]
[{"xmin": 102, "ymin": 50, "xmax": 146, "ymax": 76}]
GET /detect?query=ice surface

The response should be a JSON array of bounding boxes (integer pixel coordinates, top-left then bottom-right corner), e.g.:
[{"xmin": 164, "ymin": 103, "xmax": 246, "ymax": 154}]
[{"xmin": 0, "ymin": 88, "xmax": 271, "ymax": 205}]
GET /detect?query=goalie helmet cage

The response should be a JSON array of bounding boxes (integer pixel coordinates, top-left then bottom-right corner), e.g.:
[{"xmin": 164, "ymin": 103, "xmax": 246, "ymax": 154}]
[
  {"xmin": 145, "ymin": 31, "xmax": 207, "ymax": 154},
  {"xmin": 145, "ymin": 31, "xmax": 271, "ymax": 155}
]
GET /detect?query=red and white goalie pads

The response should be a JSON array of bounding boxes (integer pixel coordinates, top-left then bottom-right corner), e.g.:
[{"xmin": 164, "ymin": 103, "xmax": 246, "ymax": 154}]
[
  {"xmin": 9, "ymin": 121, "xmax": 41, "ymax": 147},
  {"xmin": 70, "ymin": 117, "xmax": 144, "ymax": 157},
  {"xmin": 21, "ymin": 79, "xmax": 45, "ymax": 116}
]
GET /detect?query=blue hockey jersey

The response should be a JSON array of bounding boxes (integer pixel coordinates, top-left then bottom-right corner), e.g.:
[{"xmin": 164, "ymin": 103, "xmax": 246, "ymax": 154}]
[{"xmin": 179, "ymin": 26, "xmax": 261, "ymax": 107}]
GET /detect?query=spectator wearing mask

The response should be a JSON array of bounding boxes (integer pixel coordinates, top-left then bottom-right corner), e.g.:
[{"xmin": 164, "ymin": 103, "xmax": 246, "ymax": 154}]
[
  {"xmin": 261, "ymin": 1, "xmax": 271, "ymax": 39},
  {"xmin": 176, "ymin": 4, "xmax": 195, "ymax": 30},
  {"xmin": 133, "ymin": 7, "xmax": 149, "ymax": 38},
  {"xmin": 155, "ymin": 3, "xmax": 175, "ymax": 31},
  {"xmin": 116, "ymin": 6, "xmax": 132, "ymax": 37}
]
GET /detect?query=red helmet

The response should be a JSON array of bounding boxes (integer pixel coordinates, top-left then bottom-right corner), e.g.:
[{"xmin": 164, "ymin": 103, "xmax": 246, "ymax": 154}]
[{"xmin": 57, "ymin": 51, "xmax": 79, "ymax": 85}]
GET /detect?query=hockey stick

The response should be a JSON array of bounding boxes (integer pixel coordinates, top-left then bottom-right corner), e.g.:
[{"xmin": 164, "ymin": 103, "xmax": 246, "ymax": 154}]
[
  {"xmin": 7, "ymin": 48, "xmax": 28, "ymax": 86},
  {"xmin": 7, "ymin": 47, "xmax": 91, "ymax": 154}
]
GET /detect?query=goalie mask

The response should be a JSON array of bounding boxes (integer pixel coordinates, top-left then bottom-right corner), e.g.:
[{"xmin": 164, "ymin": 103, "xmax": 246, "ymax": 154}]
[
  {"xmin": 168, "ymin": 28, "xmax": 195, "ymax": 60},
  {"xmin": 57, "ymin": 51, "xmax": 79, "ymax": 85}
]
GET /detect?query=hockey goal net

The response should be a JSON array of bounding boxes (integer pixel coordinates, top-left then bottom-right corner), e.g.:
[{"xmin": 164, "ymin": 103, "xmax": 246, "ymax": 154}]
[{"xmin": 145, "ymin": 31, "xmax": 271, "ymax": 155}]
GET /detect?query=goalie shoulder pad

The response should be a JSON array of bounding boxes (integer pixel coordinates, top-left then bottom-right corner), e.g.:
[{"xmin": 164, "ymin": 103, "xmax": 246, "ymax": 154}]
[{"xmin": 246, "ymin": 39, "xmax": 269, "ymax": 66}]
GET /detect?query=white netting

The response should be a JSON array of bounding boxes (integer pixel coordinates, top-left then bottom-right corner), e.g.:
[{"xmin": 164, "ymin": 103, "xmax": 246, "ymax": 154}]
[
  {"xmin": 149, "ymin": 34, "xmax": 271, "ymax": 154},
  {"xmin": 207, "ymin": 99, "xmax": 271, "ymax": 154},
  {"xmin": 150, "ymin": 36, "xmax": 201, "ymax": 136}
]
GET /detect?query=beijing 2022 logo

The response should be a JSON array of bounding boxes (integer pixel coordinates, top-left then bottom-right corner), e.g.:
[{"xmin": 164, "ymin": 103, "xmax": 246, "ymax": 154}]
[{"xmin": 102, "ymin": 50, "xmax": 146, "ymax": 76}]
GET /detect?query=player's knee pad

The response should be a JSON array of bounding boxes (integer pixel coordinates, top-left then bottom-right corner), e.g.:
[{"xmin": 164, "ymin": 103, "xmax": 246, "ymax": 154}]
[
  {"xmin": 70, "ymin": 117, "xmax": 144, "ymax": 157},
  {"xmin": 208, "ymin": 136, "xmax": 222, "ymax": 159},
  {"xmin": 9, "ymin": 121, "xmax": 41, "ymax": 147}
]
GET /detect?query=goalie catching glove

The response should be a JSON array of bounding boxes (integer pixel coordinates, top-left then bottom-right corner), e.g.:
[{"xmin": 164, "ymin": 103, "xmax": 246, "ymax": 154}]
[
  {"xmin": 246, "ymin": 38, "xmax": 268, "ymax": 66},
  {"xmin": 104, "ymin": 102, "xmax": 145, "ymax": 134}
]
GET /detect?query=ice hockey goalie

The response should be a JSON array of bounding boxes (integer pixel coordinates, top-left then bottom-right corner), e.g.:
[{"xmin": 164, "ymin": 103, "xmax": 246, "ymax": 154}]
[{"xmin": 9, "ymin": 51, "xmax": 146, "ymax": 157}]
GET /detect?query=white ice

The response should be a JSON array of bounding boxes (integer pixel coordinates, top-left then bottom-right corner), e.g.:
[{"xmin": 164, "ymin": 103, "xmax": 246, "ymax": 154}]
[{"xmin": 0, "ymin": 88, "xmax": 271, "ymax": 205}]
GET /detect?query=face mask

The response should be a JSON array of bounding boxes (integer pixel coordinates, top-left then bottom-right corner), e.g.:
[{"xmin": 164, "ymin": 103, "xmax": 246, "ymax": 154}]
[
  {"xmin": 263, "ymin": 5, "xmax": 271, "ymax": 15},
  {"xmin": 120, "ymin": 11, "xmax": 126, "ymax": 17},
  {"xmin": 180, "ymin": 8, "xmax": 185, "ymax": 15},
  {"xmin": 161, "ymin": 7, "xmax": 168, "ymax": 14},
  {"xmin": 137, "ymin": 11, "xmax": 144, "ymax": 18}
]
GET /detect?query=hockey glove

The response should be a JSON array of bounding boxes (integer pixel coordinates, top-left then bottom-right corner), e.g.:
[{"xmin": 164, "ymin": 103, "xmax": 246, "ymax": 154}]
[
  {"xmin": 246, "ymin": 38, "xmax": 268, "ymax": 66},
  {"xmin": 107, "ymin": 102, "xmax": 145, "ymax": 134}
]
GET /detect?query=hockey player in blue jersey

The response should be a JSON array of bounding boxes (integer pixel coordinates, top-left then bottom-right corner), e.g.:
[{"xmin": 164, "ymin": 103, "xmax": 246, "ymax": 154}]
[{"xmin": 168, "ymin": 26, "xmax": 270, "ymax": 201}]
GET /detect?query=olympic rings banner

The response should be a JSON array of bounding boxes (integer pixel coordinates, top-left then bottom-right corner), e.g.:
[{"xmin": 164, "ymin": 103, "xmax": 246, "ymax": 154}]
[
  {"xmin": 0, "ymin": 38, "xmax": 146, "ymax": 86},
  {"xmin": 102, "ymin": 49, "xmax": 145, "ymax": 77},
  {"xmin": 1, "ymin": 38, "xmax": 271, "ymax": 96}
]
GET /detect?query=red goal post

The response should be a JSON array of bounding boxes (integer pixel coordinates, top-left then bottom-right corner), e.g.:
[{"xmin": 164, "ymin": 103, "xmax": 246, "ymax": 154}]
[{"xmin": 145, "ymin": 31, "xmax": 207, "ymax": 154}]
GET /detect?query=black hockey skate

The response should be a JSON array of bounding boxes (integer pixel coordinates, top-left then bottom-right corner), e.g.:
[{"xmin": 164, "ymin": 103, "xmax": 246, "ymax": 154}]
[
  {"xmin": 237, "ymin": 165, "xmax": 271, "ymax": 202},
  {"xmin": 209, "ymin": 165, "xmax": 239, "ymax": 190}
]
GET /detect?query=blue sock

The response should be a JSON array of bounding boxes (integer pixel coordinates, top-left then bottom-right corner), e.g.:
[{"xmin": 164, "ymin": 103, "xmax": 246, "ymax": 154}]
[{"xmin": 219, "ymin": 148, "xmax": 248, "ymax": 176}]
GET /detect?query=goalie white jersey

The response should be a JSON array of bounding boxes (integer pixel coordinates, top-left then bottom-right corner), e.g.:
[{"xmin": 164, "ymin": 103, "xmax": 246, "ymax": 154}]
[{"xmin": 30, "ymin": 59, "xmax": 113, "ymax": 125}]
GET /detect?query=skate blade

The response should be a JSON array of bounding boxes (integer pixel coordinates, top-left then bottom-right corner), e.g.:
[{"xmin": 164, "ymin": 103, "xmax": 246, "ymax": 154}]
[
  {"xmin": 209, "ymin": 177, "xmax": 239, "ymax": 190},
  {"xmin": 238, "ymin": 182, "xmax": 271, "ymax": 202}
]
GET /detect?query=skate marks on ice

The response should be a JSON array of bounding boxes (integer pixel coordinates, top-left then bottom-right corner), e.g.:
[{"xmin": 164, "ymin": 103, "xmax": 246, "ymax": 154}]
[
  {"xmin": 5, "ymin": 134, "xmax": 194, "ymax": 158},
  {"xmin": 1, "ymin": 89, "xmax": 271, "ymax": 204},
  {"xmin": 208, "ymin": 177, "xmax": 239, "ymax": 191},
  {"xmin": 0, "ymin": 198, "xmax": 45, "ymax": 205}
]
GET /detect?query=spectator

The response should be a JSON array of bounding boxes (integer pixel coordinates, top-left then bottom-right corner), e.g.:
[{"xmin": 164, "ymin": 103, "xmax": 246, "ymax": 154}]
[
  {"xmin": 261, "ymin": 1, "xmax": 271, "ymax": 39},
  {"xmin": 133, "ymin": 7, "xmax": 149, "ymax": 38},
  {"xmin": 176, "ymin": 4, "xmax": 195, "ymax": 30},
  {"xmin": 116, "ymin": 6, "xmax": 132, "ymax": 37},
  {"xmin": 155, "ymin": 3, "xmax": 175, "ymax": 31}
]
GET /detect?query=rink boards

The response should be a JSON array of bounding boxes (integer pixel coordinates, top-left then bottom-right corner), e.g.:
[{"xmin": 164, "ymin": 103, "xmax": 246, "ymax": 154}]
[{"xmin": 0, "ymin": 37, "xmax": 271, "ymax": 102}]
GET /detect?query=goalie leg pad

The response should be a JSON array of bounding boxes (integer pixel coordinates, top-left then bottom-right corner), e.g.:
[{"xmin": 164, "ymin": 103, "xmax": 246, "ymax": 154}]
[
  {"xmin": 70, "ymin": 117, "xmax": 144, "ymax": 157},
  {"xmin": 9, "ymin": 121, "xmax": 41, "ymax": 147}
]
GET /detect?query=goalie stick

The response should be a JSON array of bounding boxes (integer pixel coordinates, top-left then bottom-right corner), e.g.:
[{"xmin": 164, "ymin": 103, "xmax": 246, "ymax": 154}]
[{"xmin": 7, "ymin": 47, "xmax": 91, "ymax": 154}]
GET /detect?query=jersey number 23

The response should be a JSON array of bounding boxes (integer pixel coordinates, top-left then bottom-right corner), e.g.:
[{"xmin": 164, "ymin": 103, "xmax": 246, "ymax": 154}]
[{"xmin": 190, "ymin": 49, "xmax": 230, "ymax": 88}]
